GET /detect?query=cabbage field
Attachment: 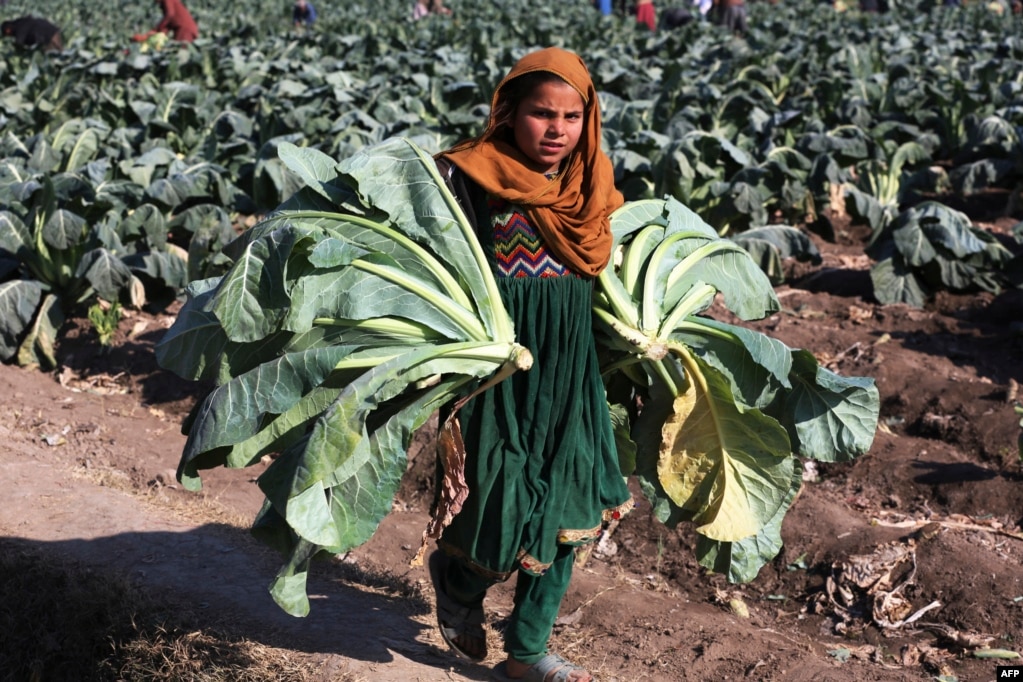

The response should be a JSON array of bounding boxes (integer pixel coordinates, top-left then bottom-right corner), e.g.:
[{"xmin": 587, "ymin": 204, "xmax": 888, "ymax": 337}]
[{"xmin": 2, "ymin": 0, "xmax": 1022, "ymax": 679}]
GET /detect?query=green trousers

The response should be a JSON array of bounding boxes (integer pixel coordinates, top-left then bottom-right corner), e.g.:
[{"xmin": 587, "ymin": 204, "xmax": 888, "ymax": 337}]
[{"xmin": 444, "ymin": 544, "xmax": 575, "ymax": 664}]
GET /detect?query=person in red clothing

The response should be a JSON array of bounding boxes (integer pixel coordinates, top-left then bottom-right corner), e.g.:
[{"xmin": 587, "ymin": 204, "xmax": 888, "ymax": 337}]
[
  {"xmin": 132, "ymin": 0, "xmax": 199, "ymax": 43},
  {"xmin": 635, "ymin": 0, "xmax": 657, "ymax": 29}
]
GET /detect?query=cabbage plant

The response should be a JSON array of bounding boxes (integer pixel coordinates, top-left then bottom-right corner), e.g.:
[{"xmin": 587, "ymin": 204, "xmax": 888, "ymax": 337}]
[
  {"xmin": 0, "ymin": 174, "xmax": 167, "ymax": 368},
  {"xmin": 157, "ymin": 138, "xmax": 881, "ymax": 615},
  {"xmin": 865, "ymin": 200, "xmax": 1013, "ymax": 307},
  {"xmin": 594, "ymin": 198, "xmax": 879, "ymax": 581},
  {"xmin": 157, "ymin": 138, "xmax": 531, "ymax": 616}
]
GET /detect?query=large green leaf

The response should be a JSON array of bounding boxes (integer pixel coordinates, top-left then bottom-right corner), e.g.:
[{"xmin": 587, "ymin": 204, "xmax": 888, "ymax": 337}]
[
  {"xmin": 730, "ymin": 225, "xmax": 822, "ymax": 285},
  {"xmin": 672, "ymin": 317, "xmax": 792, "ymax": 409},
  {"xmin": 213, "ymin": 227, "xmax": 302, "ymax": 343},
  {"xmin": 0, "ymin": 210, "xmax": 32, "ymax": 258},
  {"xmin": 650, "ymin": 200, "xmax": 779, "ymax": 325},
  {"xmin": 600, "ymin": 198, "xmax": 779, "ymax": 338},
  {"xmin": 781, "ymin": 350, "xmax": 880, "ymax": 462},
  {"xmin": 77, "ymin": 248, "xmax": 136, "ymax": 303},
  {"xmin": 283, "ymin": 231, "xmax": 483, "ymax": 341},
  {"xmin": 157, "ymin": 138, "xmax": 529, "ymax": 616},
  {"xmin": 844, "ymin": 185, "xmax": 887, "ymax": 233},
  {"xmin": 0, "ymin": 279, "xmax": 43, "ymax": 361},
  {"xmin": 893, "ymin": 202, "xmax": 986, "ymax": 264},
  {"xmin": 173, "ymin": 205, "xmax": 235, "ymax": 282},
  {"xmin": 276, "ymin": 142, "xmax": 351, "ymax": 205},
  {"xmin": 257, "ymin": 349, "xmax": 487, "ymax": 550},
  {"xmin": 179, "ymin": 346, "xmax": 371, "ymax": 488},
  {"xmin": 122, "ymin": 250, "xmax": 190, "ymax": 294},
  {"xmin": 335, "ymin": 138, "xmax": 510, "ymax": 342},
  {"xmin": 870, "ymin": 250, "xmax": 929, "ymax": 307},
  {"xmin": 41, "ymin": 208, "xmax": 87, "ymax": 250},
  {"xmin": 154, "ymin": 278, "xmax": 230, "ymax": 382},
  {"xmin": 866, "ymin": 201, "xmax": 1012, "ymax": 306},
  {"xmin": 64, "ymin": 128, "xmax": 101, "ymax": 172},
  {"xmin": 119, "ymin": 204, "xmax": 168, "ymax": 248},
  {"xmin": 656, "ymin": 347, "xmax": 794, "ymax": 542},
  {"xmin": 15, "ymin": 293, "xmax": 64, "ymax": 369},
  {"xmin": 596, "ymin": 195, "xmax": 880, "ymax": 582},
  {"xmin": 120, "ymin": 147, "xmax": 179, "ymax": 187},
  {"xmin": 695, "ymin": 461, "xmax": 803, "ymax": 583}
]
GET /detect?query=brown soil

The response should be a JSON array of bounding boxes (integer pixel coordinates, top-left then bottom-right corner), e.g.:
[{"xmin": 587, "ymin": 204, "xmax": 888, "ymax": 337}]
[{"xmin": 2, "ymin": 210, "xmax": 1023, "ymax": 681}]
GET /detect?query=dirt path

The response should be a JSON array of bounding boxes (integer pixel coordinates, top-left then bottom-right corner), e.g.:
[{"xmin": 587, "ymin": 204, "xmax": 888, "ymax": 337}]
[
  {"xmin": 0, "ymin": 361, "xmax": 920, "ymax": 682},
  {"xmin": 0, "ymin": 362, "xmax": 485, "ymax": 682}
]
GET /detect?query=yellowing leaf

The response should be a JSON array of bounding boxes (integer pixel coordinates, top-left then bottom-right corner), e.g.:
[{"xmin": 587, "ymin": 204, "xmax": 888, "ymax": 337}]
[{"xmin": 657, "ymin": 346, "xmax": 795, "ymax": 542}]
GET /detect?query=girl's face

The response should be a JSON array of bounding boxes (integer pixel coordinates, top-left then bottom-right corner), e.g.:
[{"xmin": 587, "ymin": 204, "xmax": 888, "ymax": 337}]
[{"xmin": 510, "ymin": 79, "xmax": 585, "ymax": 175}]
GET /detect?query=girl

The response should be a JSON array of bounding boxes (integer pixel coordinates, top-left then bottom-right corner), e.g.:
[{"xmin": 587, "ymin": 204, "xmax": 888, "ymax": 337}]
[{"xmin": 430, "ymin": 47, "xmax": 633, "ymax": 682}]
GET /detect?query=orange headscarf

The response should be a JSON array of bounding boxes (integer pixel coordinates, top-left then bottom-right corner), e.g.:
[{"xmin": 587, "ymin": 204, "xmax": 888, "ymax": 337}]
[{"xmin": 438, "ymin": 47, "xmax": 623, "ymax": 277}]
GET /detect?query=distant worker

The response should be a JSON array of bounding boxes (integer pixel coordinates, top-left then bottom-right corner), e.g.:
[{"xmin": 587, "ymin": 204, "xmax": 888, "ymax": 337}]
[
  {"xmin": 713, "ymin": 0, "xmax": 748, "ymax": 34},
  {"xmin": 293, "ymin": 0, "xmax": 317, "ymax": 26},
  {"xmin": 132, "ymin": 0, "xmax": 199, "ymax": 44},
  {"xmin": 635, "ymin": 0, "xmax": 657, "ymax": 29},
  {"xmin": 412, "ymin": 0, "xmax": 452, "ymax": 19},
  {"xmin": 859, "ymin": 0, "xmax": 891, "ymax": 12},
  {"xmin": 660, "ymin": 6, "xmax": 695, "ymax": 27},
  {"xmin": 593, "ymin": 0, "xmax": 613, "ymax": 15},
  {"xmin": 1, "ymin": 15, "xmax": 62, "ymax": 51}
]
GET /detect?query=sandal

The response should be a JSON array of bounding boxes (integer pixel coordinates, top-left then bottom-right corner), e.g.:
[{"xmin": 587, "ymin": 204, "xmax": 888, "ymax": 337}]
[
  {"xmin": 428, "ymin": 550, "xmax": 488, "ymax": 661},
  {"xmin": 491, "ymin": 653, "xmax": 594, "ymax": 682}
]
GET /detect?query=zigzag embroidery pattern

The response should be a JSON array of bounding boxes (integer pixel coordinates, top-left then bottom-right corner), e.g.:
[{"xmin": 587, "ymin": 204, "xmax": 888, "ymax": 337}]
[{"xmin": 492, "ymin": 205, "xmax": 570, "ymax": 278}]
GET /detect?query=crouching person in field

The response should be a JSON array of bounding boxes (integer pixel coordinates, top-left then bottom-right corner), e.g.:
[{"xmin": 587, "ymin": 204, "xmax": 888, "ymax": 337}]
[
  {"xmin": 1, "ymin": 16, "xmax": 62, "ymax": 51},
  {"xmin": 133, "ymin": 0, "xmax": 199, "ymax": 44}
]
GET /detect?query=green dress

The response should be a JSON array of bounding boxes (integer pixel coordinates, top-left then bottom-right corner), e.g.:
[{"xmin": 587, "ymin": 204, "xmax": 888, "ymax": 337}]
[{"xmin": 439, "ymin": 194, "xmax": 633, "ymax": 579}]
